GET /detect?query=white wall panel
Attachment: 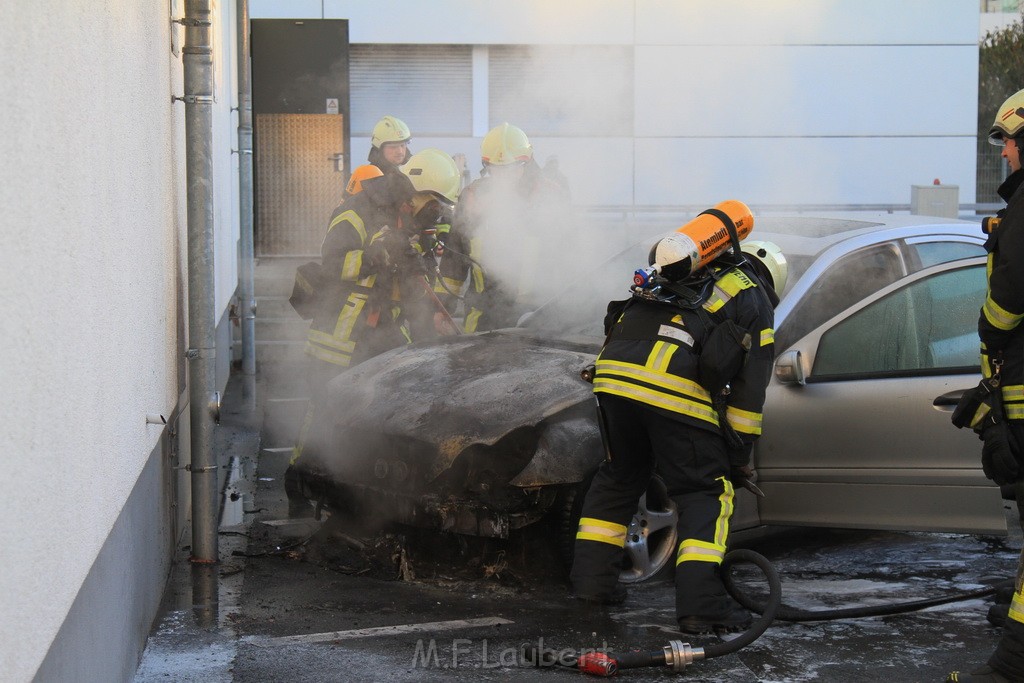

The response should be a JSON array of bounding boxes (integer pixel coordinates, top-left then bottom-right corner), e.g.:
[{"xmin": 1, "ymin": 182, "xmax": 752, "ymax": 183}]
[
  {"xmin": 0, "ymin": 1, "xmax": 187, "ymax": 680},
  {"xmin": 249, "ymin": 0, "xmax": 322, "ymax": 19},
  {"xmin": 321, "ymin": 0, "xmax": 635, "ymax": 44},
  {"xmin": 531, "ymin": 137, "xmax": 636, "ymax": 206},
  {"xmin": 635, "ymin": 136, "xmax": 978, "ymax": 206},
  {"xmin": 636, "ymin": 45, "xmax": 978, "ymax": 137},
  {"xmin": 637, "ymin": 0, "xmax": 978, "ymax": 45}
]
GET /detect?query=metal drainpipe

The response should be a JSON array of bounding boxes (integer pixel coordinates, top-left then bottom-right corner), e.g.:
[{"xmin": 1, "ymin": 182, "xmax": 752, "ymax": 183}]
[
  {"xmin": 236, "ymin": 0, "xmax": 256, "ymax": 379},
  {"xmin": 182, "ymin": 0, "xmax": 219, "ymax": 564}
]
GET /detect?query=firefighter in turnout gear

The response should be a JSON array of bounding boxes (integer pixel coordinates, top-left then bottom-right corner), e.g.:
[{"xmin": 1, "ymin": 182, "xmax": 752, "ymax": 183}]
[
  {"xmin": 437, "ymin": 122, "xmax": 569, "ymax": 332},
  {"xmin": 286, "ymin": 149, "xmax": 462, "ymax": 513},
  {"xmin": 367, "ymin": 115, "xmax": 413, "ymax": 176},
  {"xmin": 948, "ymin": 88, "xmax": 1024, "ymax": 683},
  {"xmin": 570, "ymin": 211, "xmax": 784, "ymax": 636}
]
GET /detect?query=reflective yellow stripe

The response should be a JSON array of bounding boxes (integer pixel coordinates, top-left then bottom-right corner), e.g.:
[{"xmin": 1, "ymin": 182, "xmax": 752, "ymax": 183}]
[
  {"xmin": 703, "ymin": 270, "xmax": 754, "ymax": 313},
  {"xmin": 676, "ymin": 538, "xmax": 726, "ymax": 565},
  {"xmin": 593, "ymin": 377, "xmax": 719, "ymax": 426},
  {"xmin": 646, "ymin": 341, "xmax": 677, "ymax": 373},
  {"xmin": 342, "ymin": 250, "xmax": 363, "ymax": 280},
  {"xmin": 760, "ymin": 328, "xmax": 774, "ymax": 346},
  {"xmin": 305, "ymin": 343, "xmax": 352, "ymax": 367},
  {"xmin": 726, "ymin": 406, "xmax": 763, "ymax": 436},
  {"xmin": 1010, "ymin": 591, "xmax": 1024, "ymax": 625},
  {"xmin": 715, "ymin": 477, "xmax": 734, "ymax": 546},
  {"xmin": 1003, "ymin": 385, "xmax": 1024, "ymax": 402},
  {"xmin": 576, "ymin": 517, "xmax": 627, "ymax": 548},
  {"xmin": 969, "ymin": 403, "xmax": 991, "ymax": 430},
  {"xmin": 471, "ymin": 264, "xmax": 485, "ymax": 293},
  {"xmin": 465, "ymin": 307, "xmax": 483, "ymax": 333},
  {"xmin": 704, "ymin": 291, "xmax": 726, "ymax": 313},
  {"xmin": 332, "ymin": 292, "xmax": 368, "ymax": 341},
  {"xmin": 306, "ymin": 330, "xmax": 356, "ymax": 353},
  {"xmin": 328, "ymin": 209, "xmax": 366, "ymax": 243},
  {"xmin": 595, "ymin": 359, "xmax": 710, "ymax": 402},
  {"xmin": 1005, "ymin": 404, "xmax": 1024, "ymax": 420},
  {"xmin": 442, "ymin": 276, "xmax": 465, "ymax": 293},
  {"xmin": 983, "ymin": 294, "xmax": 1023, "ymax": 331},
  {"xmin": 673, "ymin": 480, "xmax": 732, "ymax": 566}
]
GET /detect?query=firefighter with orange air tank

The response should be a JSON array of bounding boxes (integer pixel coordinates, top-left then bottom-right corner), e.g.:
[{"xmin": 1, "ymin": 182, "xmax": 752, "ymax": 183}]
[{"xmin": 569, "ymin": 201, "xmax": 788, "ymax": 637}]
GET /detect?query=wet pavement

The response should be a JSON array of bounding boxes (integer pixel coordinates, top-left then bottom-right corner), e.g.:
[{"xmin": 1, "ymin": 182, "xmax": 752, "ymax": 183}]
[{"xmin": 135, "ymin": 366, "xmax": 1022, "ymax": 683}]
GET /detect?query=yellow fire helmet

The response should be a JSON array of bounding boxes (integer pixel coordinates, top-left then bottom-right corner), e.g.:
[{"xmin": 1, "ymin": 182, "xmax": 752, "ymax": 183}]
[
  {"xmin": 989, "ymin": 88, "xmax": 1024, "ymax": 145},
  {"xmin": 400, "ymin": 148, "xmax": 461, "ymax": 205},
  {"xmin": 741, "ymin": 240, "xmax": 789, "ymax": 297},
  {"xmin": 480, "ymin": 122, "xmax": 533, "ymax": 166},
  {"xmin": 345, "ymin": 164, "xmax": 384, "ymax": 196},
  {"xmin": 371, "ymin": 115, "xmax": 412, "ymax": 149}
]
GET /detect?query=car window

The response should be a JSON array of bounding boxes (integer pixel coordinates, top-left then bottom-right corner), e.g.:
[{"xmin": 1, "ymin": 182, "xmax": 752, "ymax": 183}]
[
  {"xmin": 910, "ymin": 240, "xmax": 986, "ymax": 269},
  {"xmin": 776, "ymin": 244, "xmax": 905, "ymax": 352},
  {"xmin": 811, "ymin": 264, "xmax": 985, "ymax": 378}
]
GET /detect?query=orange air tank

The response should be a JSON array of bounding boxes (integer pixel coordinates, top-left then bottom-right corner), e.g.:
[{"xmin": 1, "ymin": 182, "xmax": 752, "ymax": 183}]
[{"xmin": 653, "ymin": 199, "xmax": 754, "ymax": 280}]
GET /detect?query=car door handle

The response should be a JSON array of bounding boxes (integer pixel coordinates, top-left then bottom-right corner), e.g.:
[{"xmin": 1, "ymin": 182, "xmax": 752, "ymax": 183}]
[{"xmin": 933, "ymin": 389, "xmax": 967, "ymax": 409}]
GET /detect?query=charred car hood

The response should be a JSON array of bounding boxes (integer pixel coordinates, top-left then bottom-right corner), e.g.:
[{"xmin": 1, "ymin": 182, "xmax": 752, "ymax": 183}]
[{"xmin": 308, "ymin": 329, "xmax": 600, "ymax": 482}]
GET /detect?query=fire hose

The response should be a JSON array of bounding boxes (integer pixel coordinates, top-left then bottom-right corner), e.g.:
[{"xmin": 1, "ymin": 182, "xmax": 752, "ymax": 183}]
[{"xmin": 522, "ymin": 548, "xmax": 1010, "ymax": 677}]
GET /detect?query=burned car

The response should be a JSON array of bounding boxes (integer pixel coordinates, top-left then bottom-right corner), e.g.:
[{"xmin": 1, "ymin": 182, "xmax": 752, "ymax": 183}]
[{"xmin": 295, "ymin": 214, "xmax": 1002, "ymax": 582}]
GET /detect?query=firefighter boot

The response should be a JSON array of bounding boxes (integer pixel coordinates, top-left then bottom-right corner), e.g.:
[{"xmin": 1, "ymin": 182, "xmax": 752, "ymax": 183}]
[
  {"xmin": 570, "ymin": 584, "xmax": 628, "ymax": 606},
  {"xmin": 989, "ymin": 603, "xmax": 1009, "ymax": 628},
  {"xmin": 675, "ymin": 561, "xmax": 751, "ymax": 635}
]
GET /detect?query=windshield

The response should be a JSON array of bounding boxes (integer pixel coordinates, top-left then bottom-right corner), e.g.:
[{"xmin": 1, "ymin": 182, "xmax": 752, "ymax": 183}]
[{"xmin": 521, "ymin": 239, "xmax": 815, "ymax": 338}]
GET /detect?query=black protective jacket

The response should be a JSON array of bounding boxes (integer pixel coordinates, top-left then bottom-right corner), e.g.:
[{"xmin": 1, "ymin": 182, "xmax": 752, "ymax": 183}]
[
  {"xmin": 593, "ymin": 260, "xmax": 776, "ymax": 463},
  {"xmin": 305, "ymin": 174, "xmax": 430, "ymax": 369},
  {"xmin": 980, "ymin": 168, "xmax": 1024, "ymax": 421}
]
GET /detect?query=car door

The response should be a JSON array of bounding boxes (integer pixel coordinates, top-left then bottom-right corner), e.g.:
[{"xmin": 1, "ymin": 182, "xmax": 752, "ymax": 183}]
[{"xmin": 754, "ymin": 258, "xmax": 1006, "ymax": 534}]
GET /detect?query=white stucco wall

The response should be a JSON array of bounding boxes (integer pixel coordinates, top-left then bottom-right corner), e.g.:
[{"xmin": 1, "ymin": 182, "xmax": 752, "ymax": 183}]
[
  {"xmin": 252, "ymin": 0, "xmax": 980, "ymax": 207},
  {"xmin": 0, "ymin": 0, "xmax": 241, "ymax": 679}
]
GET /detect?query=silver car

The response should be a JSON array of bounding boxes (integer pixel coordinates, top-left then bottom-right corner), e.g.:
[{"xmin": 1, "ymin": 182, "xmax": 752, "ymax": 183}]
[{"xmin": 296, "ymin": 213, "xmax": 1000, "ymax": 583}]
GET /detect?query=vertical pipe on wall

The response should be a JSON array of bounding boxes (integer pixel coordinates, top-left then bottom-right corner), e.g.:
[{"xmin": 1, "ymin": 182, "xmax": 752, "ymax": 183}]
[
  {"xmin": 237, "ymin": 0, "xmax": 256, "ymax": 379},
  {"xmin": 183, "ymin": 0, "xmax": 219, "ymax": 564}
]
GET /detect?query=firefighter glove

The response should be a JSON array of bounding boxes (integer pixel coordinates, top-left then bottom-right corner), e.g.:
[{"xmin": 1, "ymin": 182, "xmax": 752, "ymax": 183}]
[
  {"xmin": 730, "ymin": 464, "xmax": 754, "ymax": 487},
  {"xmin": 728, "ymin": 442, "xmax": 753, "ymax": 468},
  {"xmin": 981, "ymin": 421, "xmax": 1020, "ymax": 486}
]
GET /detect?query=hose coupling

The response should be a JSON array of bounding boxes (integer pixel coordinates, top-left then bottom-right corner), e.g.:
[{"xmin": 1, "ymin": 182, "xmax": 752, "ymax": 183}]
[{"xmin": 663, "ymin": 640, "xmax": 703, "ymax": 672}]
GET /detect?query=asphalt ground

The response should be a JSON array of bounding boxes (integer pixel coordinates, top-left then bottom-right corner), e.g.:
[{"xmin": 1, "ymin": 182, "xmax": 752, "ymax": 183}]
[{"xmin": 136, "ymin": 368, "xmax": 1023, "ymax": 683}]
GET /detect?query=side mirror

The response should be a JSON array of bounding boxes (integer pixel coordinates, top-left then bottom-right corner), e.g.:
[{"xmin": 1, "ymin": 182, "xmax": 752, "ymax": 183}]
[{"xmin": 774, "ymin": 350, "xmax": 806, "ymax": 386}]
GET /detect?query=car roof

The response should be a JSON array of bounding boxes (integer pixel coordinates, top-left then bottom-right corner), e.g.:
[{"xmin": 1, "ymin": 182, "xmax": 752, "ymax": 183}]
[{"xmin": 752, "ymin": 213, "xmax": 981, "ymax": 259}]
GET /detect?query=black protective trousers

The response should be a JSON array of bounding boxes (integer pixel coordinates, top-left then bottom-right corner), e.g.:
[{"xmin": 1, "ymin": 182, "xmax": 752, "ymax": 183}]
[
  {"xmin": 989, "ymin": 428, "xmax": 1024, "ymax": 679},
  {"xmin": 570, "ymin": 393, "xmax": 738, "ymax": 622}
]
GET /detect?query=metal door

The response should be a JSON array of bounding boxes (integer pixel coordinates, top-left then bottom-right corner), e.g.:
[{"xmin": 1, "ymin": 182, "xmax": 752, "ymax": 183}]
[{"xmin": 251, "ymin": 19, "xmax": 349, "ymax": 256}]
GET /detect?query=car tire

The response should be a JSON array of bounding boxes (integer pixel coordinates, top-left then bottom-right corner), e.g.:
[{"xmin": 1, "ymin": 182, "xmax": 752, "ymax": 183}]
[{"xmin": 556, "ymin": 475, "xmax": 679, "ymax": 584}]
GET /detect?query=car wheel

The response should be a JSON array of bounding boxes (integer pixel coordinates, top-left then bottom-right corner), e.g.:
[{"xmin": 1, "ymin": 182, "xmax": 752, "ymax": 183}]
[
  {"xmin": 557, "ymin": 476, "xmax": 678, "ymax": 584},
  {"xmin": 619, "ymin": 476, "xmax": 678, "ymax": 584}
]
